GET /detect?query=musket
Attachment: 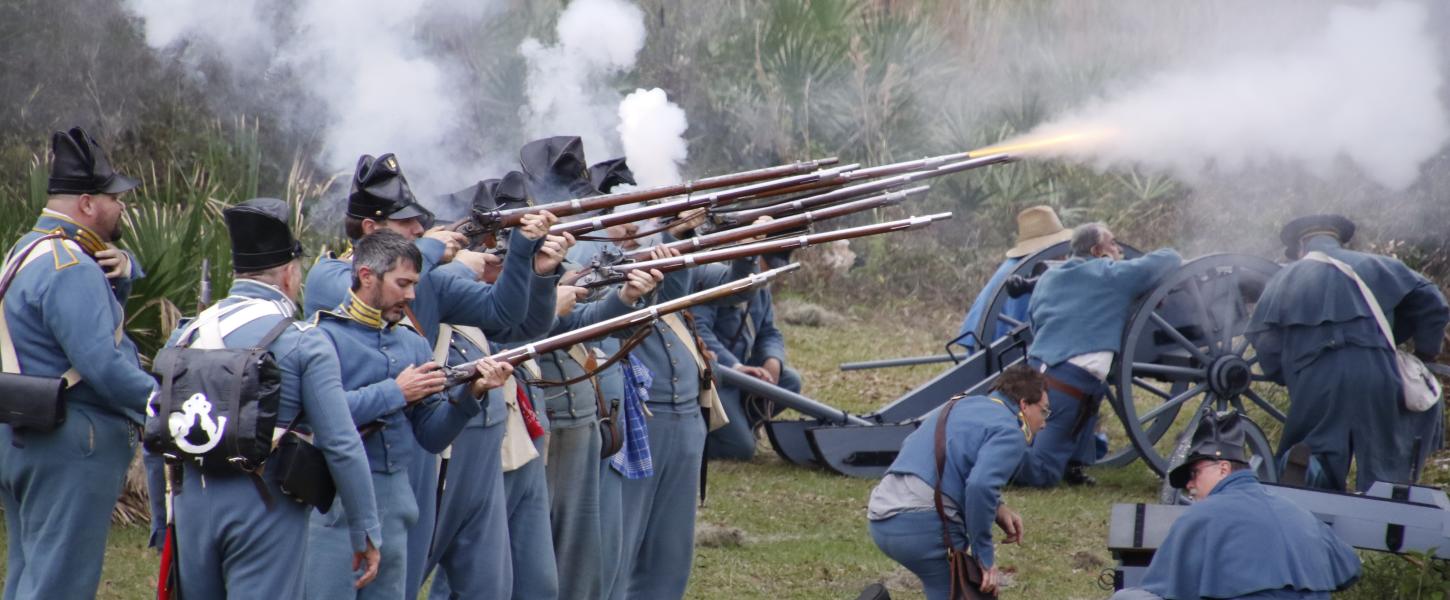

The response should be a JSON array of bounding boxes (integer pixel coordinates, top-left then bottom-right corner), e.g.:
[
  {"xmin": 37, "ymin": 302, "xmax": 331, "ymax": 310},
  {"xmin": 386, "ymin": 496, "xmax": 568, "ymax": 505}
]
[
  {"xmin": 715, "ymin": 153, "xmax": 1012, "ymax": 226},
  {"xmin": 451, "ymin": 157, "xmax": 839, "ymax": 243},
  {"xmin": 714, "ymin": 150, "xmax": 1011, "ymax": 214},
  {"xmin": 623, "ymin": 186, "xmax": 931, "ymax": 260},
  {"xmin": 443, "ymin": 264, "xmax": 801, "ymax": 386},
  {"xmin": 548, "ymin": 164, "xmax": 858, "ymax": 238},
  {"xmin": 579, "ymin": 213, "xmax": 953, "ymax": 289},
  {"xmin": 196, "ymin": 258, "xmax": 212, "ymax": 313}
]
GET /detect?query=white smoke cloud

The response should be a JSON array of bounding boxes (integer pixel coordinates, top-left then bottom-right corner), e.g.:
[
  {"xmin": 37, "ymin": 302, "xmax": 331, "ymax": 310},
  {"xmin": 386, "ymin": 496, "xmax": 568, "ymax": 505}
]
[
  {"xmin": 520, "ymin": 0, "xmax": 647, "ymax": 162},
  {"xmin": 617, "ymin": 88, "xmax": 688, "ymax": 187},
  {"xmin": 1001, "ymin": 1, "xmax": 1448, "ymax": 192}
]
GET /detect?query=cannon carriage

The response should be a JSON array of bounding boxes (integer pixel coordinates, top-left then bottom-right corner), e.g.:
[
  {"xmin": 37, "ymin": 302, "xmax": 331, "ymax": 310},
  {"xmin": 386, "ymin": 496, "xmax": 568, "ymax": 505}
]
[{"xmin": 742, "ymin": 241, "xmax": 1295, "ymax": 483}]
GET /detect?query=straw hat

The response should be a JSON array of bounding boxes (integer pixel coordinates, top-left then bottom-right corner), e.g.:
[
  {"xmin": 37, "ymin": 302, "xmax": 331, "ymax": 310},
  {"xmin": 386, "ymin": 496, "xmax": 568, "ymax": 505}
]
[{"xmin": 1005, "ymin": 205, "xmax": 1072, "ymax": 258}]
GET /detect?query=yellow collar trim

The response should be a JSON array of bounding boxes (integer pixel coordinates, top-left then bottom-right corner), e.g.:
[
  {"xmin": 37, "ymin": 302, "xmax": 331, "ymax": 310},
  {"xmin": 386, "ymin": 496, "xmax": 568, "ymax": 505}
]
[
  {"xmin": 35, "ymin": 209, "xmax": 108, "ymax": 255},
  {"xmin": 988, "ymin": 393, "xmax": 1032, "ymax": 443},
  {"xmin": 342, "ymin": 290, "xmax": 385, "ymax": 329}
]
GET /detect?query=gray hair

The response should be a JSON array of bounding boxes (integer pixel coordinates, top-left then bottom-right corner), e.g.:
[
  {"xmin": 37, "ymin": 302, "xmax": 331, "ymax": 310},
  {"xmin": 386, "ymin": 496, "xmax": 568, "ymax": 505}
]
[
  {"xmin": 351, "ymin": 229, "xmax": 422, "ymax": 290},
  {"xmin": 1070, "ymin": 222, "xmax": 1110, "ymax": 258}
]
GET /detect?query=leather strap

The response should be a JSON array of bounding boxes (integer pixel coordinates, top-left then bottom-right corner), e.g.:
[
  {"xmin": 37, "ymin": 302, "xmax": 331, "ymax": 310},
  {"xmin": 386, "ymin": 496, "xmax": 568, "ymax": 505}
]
[
  {"xmin": 932, "ymin": 394, "xmax": 964, "ymax": 551},
  {"xmin": 1043, "ymin": 375, "xmax": 1085, "ymax": 401}
]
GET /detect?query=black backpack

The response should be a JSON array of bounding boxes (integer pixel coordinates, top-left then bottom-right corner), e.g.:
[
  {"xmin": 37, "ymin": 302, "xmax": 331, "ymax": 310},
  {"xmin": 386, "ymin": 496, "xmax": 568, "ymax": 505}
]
[{"xmin": 143, "ymin": 316, "xmax": 292, "ymax": 475}]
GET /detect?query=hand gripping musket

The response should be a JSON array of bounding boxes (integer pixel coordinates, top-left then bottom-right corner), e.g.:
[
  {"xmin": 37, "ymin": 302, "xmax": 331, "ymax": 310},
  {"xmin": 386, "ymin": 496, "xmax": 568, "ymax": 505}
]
[
  {"xmin": 714, "ymin": 153, "xmax": 1011, "ymax": 227},
  {"xmin": 449, "ymin": 157, "xmax": 839, "ymax": 245},
  {"xmin": 442, "ymin": 264, "xmax": 800, "ymax": 386},
  {"xmin": 711, "ymin": 151, "xmax": 1014, "ymax": 217},
  {"xmin": 622, "ymin": 185, "xmax": 931, "ymax": 260},
  {"xmin": 578, "ymin": 213, "xmax": 953, "ymax": 290},
  {"xmin": 547, "ymin": 163, "xmax": 858, "ymax": 238}
]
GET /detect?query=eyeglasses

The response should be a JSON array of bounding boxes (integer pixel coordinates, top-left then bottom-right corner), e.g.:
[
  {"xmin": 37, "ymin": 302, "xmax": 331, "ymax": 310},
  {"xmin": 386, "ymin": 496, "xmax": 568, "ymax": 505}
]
[{"xmin": 1189, "ymin": 461, "xmax": 1221, "ymax": 481}]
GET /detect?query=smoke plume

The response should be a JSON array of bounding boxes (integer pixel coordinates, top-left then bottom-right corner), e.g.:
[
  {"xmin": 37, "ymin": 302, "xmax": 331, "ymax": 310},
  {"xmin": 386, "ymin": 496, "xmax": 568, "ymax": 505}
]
[
  {"xmin": 998, "ymin": 1, "xmax": 1447, "ymax": 192},
  {"xmin": 617, "ymin": 88, "xmax": 689, "ymax": 187}
]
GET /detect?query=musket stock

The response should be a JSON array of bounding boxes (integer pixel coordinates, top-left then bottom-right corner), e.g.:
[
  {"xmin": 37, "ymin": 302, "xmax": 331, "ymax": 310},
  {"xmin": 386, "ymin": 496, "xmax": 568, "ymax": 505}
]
[{"xmin": 443, "ymin": 264, "xmax": 801, "ymax": 386}]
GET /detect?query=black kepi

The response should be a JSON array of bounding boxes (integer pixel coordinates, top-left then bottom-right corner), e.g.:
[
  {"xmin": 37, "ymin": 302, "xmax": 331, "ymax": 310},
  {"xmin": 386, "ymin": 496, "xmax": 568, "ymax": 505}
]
[
  {"xmin": 224, "ymin": 198, "xmax": 304, "ymax": 272},
  {"xmin": 47, "ymin": 127, "xmax": 139, "ymax": 196},
  {"xmin": 1279, "ymin": 214, "xmax": 1355, "ymax": 260},
  {"xmin": 520, "ymin": 136, "xmax": 596, "ymax": 203},
  {"xmin": 347, "ymin": 153, "xmax": 428, "ymax": 221},
  {"xmin": 1168, "ymin": 411, "xmax": 1250, "ymax": 489}
]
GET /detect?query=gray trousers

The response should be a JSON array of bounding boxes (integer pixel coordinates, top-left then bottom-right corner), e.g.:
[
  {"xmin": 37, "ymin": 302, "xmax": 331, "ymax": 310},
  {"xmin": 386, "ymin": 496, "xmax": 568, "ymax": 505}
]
[
  {"xmin": 545, "ymin": 418, "xmax": 603, "ymax": 600},
  {"xmin": 599, "ymin": 457, "xmax": 626, "ymax": 600},
  {"xmin": 705, "ymin": 365, "xmax": 800, "ymax": 461},
  {"xmin": 0, "ymin": 406, "xmax": 134, "ymax": 600},
  {"xmin": 306, "ymin": 470, "xmax": 418, "ymax": 600},
  {"xmin": 502, "ymin": 435, "xmax": 557, "ymax": 600},
  {"xmin": 405, "ymin": 448, "xmax": 437, "ymax": 598},
  {"xmin": 620, "ymin": 403, "xmax": 707, "ymax": 600},
  {"xmin": 426, "ymin": 422, "xmax": 511, "ymax": 599},
  {"xmin": 173, "ymin": 466, "xmax": 312, "ymax": 598}
]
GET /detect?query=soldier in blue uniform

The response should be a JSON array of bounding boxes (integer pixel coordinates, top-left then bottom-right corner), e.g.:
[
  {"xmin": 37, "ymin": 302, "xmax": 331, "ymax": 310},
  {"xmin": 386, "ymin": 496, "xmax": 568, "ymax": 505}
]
[
  {"xmin": 1017, "ymin": 223, "xmax": 1180, "ymax": 487},
  {"xmin": 303, "ymin": 153, "xmax": 566, "ymax": 597},
  {"xmin": 162, "ymin": 198, "xmax": 382, "ymax": 596},
  {"xmin": 692, "ymin": 255, "xmax": 802, "ymax": 461},
  {"xmin": 305, "ymin": 230, "xmax": 514, "ymax": 600},
  {"xmin": 866, "ymin": 365, "xmax": 1047, "ymax": 599},
  {"xmin": 500, "ymin": 367, "xmax": 559, "ymax": 600},
  {"xmin": 0, "ymin": 127, "xmax": 156, "ymax": 599},
  {"xmin": 1112, "ymin": 412, "xmax": 1362, "ymax": 600},
  {"xmin": 954, "ymin": 205, "xmax": 1070, "ymax": 349},
  {"xmin": 1247, "ymin": 215, "xmax": 1448, "ymax": 491}
]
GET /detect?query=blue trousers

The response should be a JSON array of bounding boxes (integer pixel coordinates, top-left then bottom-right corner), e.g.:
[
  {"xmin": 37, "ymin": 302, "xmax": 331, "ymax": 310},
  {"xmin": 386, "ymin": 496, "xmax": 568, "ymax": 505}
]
[
  {"xmin": 1015, "ymin": 360, "xmax": 1105, "ymax": 487},
  {"xmin": 404, "ymin": 449, "xmax": 438, "ymax": 598},
  {"xmin": 599, "ymin": 456, "xmax": 626, "ymax": 600},
  {"xmin": 544, "ymin": 418, "xmax": 602, "ymax": 600},
  {"xmin": 0, "ymin": 406, "xmax": 135, "ymax": 600},
  {"xmin": 705, "ymin": 365, "xmax": 801, "ymax": 461},
  {"xmin": 425, "ymin": 422, "xmax": 511, "ymax": 599},
  {"xmin": 868, "ymin": 510, "xmax": 968, "ymax": 600},
  {"xmin": 502, "ymin": 435, "xmax": 557, "ymax": 600},
  {"xmin": 173, "ymin": 466, "xmax": 313, "ymax": 598},
  {"xmin": 306, "ymin": 470, "xmax": 418, "ymax": 600},
  {"xmin": 620, "ymin": 403, "xmax": 707, "ymax": 600}
]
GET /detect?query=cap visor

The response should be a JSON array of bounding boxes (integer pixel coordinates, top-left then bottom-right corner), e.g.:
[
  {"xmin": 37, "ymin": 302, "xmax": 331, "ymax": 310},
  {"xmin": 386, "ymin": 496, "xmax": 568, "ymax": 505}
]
[
  {"xmin": 388, "ymin": 203, "xmax": 429, "ymax": 221},
  {"xmin": 100, "ymin": 173, "xmax": 140, "ymax": 195}
]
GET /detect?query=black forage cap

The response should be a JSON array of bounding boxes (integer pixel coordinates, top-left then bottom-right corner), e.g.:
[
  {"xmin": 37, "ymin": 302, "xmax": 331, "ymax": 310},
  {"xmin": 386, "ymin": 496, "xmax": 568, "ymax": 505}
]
[
  {"xmin": 1168, "ymin": 412, "xmax": 1249, "ymax": 489},
  {"xmin": 520, "ymin": 136, "xmax": 596, "ymax": 203},
  {"xmin": 1279, "ymin": 214, "xmax": 1356, "ymax": 260},
  {"xmin": 489, "ymin": 171, "xmax": 532, "ymax": 211},
  {"xmin": 589, "ymin": 157, "xmax": 635, "ymax": 193},
  {"xmin": 47, "ymin": 127, "xmax": 139, "ymax": 196},
  {"xmin": 224, "ymin": 198, "xmax": 304, "ymax": 273},
  {"xmin": 347, "ymin": 153, "xmax": 428, "ymax": 221}
]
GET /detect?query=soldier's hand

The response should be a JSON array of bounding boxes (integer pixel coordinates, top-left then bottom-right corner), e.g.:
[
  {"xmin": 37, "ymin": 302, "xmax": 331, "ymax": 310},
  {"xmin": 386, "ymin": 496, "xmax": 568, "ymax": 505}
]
[
  {"xmin": 396, "ymin": 362, "xmax": 447, "ymax": 403},
  {"xmin": 469, "ymin": 359, "xmax": 514, "ymax": 397},
  {"xmin": 423, "ymin": 227, "xmax": 467, "ymax": 264},
  {"xmin": 95, "ymin": 246, "xmax": 131, "ymax": 280},
  {"xmin": 995, "ymin": 503, "xmax": 1023, "ymax": 544},
  {"xmin": 980, "ymin": 564, "xmax": 1000, "ymax": 595},
  {"xmin": 734, "ymin": 364, "xmax": 775, "ymax": 384},
  {"xmin": 748, "ymin": 215, "xmax": 775, "ymax": 242},
  {"xmin": 453, "ymin": 249, "xmax": 500, "ymax": 281},
  {"xmin": 534, "ymin": 232, "xmax": 574, "ymax": 276},
  {"xmin": 762, "ymin": 358, "xmax": 783, "ymax": 385},
  {"xmin": 353, "ymin": 538, "xmax": 381, "ymax": 589},
  {"xmin": 560, "ymin": 268, "xmax": 587, "ymax": 287},
  {"xmin": 518, "ymin": 211, "xmax": 560, "ymax": 241},
  {"xmin": 647, "ymin": 245, "xmax": 681, "ymax": 261},
  {"xmin": 556, "ymin": 285, "xmax": 587, "ymax": 317},
  {"xmin": 667, "ymin": 208, "xmax": 709, "ymax": 238},
  {"xmin": 618, "ymin": 268, "xmax": 664, "ymax": 304}
]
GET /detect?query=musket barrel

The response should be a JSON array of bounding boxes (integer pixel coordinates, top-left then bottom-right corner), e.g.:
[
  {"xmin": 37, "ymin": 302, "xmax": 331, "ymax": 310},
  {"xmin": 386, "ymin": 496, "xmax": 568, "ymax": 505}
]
[
  {"xmin": 627, "ymin": 185, "xmax": 931, "ymax": 260},
  {"xmin": 444, "ymin": 264, "xmax": 802, "ymax": 386},
  {"xmin": 587, "ymin": 213, "xmax": 953, "ymax": 287}
]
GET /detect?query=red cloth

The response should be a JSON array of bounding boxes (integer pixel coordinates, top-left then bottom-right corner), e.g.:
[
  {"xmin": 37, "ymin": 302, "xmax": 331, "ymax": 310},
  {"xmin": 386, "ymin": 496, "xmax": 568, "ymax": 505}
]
[{"xmin": 518, "ymin": 385, "xmax": 545, "ymax": 439}]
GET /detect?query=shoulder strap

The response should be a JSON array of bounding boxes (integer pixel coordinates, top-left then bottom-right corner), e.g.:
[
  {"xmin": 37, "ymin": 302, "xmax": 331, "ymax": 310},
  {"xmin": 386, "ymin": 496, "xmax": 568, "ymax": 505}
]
[
  {"xmin": 1303, "ymin": 251, "xmax": 1397, "ymax": 348},
  {"xmin": 1, "ymin": 235, "xmax": 84, "ymax": 385},
  {"xmin": 933, "ymin": 395, "xmax": 966, "ymax": 553}
]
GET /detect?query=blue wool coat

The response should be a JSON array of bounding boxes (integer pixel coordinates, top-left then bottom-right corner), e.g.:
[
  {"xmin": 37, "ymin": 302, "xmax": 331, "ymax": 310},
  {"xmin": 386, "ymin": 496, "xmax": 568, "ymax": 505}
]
[
  {"xmin": 955, "ymin": 257, "xmax": 1030, "ymax": 348},
  {"xmin": 1027, "ymin": 249, "xmax": 1181, "ymax": 367},
  {"xmin": 1138, "ymin": 471, "xmax": 1361, "ymax": 599},
  {"xmin": 883, "ymin": 393, "xmax": 1027, "ymax": 567},
  {"xmin": 1247, "ymin": 235, "xmax": 1448, "ymax": 490}
]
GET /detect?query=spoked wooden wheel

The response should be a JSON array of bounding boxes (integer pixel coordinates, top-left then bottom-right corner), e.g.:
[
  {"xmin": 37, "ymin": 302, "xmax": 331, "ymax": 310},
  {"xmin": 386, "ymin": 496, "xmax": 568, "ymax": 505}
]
[{"xmin": 1112, "ymin": 254, "xmax": 1287, "ymax": 477}]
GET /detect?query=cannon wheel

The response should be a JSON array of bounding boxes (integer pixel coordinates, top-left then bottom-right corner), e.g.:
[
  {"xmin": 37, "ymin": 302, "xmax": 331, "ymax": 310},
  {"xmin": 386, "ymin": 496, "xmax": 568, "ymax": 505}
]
[
  {"xmin": 1112, "ymin": 254, "xmax": 1287, "ymax": 478},
  {"xmin": 969, "ymin": 240, "xmax": 1168, "ymax": 468}
]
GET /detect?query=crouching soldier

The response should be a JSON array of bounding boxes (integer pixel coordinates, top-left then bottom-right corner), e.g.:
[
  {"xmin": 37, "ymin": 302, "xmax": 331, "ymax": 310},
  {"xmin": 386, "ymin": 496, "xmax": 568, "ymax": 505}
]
[
  {"xmin": 305, "ymin": 230, "xmax": 513, "ymax": 600},
  {"xmin": 1112, "ymin": 412, "xmax": 1362, "ymax": 599},
  {"xmin": 0, "ymin": 127, "xmax": 155, "ymax": 598},
  {"xmin": 148, "ymin": 198, "xmax": 382, "ymax": 596}
]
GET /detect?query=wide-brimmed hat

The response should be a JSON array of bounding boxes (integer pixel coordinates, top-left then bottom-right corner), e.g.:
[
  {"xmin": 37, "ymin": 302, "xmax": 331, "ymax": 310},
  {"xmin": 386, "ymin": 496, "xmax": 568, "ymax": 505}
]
[
  {"xmin": 1005, "ymin": 205, "xmax": 1072, "ymax": 258},
  {"xmin": 1279, "ymin": 214, "xmax": 1355, "ymax": 260}
]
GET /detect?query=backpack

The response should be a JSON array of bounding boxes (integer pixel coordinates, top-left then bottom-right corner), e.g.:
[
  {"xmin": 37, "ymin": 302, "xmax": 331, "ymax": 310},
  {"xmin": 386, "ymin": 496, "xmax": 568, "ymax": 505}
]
[{"xmin": 143, "ymin": 300, "xmax": 292, "ymax": 475}]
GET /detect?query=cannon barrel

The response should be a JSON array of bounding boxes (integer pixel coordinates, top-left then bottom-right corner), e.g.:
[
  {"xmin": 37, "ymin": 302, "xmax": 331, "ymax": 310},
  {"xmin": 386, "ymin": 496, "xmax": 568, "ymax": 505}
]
[{"xmin": 715, "ymin": 367, "xmax": 872, "ymax": 426}]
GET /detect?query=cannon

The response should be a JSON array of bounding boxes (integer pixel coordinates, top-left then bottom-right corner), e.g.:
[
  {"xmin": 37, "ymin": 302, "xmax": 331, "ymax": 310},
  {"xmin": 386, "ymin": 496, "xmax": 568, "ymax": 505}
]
[{"xmin": 739, "ymin": 246, "xmax": 1297, "ymax": 482}]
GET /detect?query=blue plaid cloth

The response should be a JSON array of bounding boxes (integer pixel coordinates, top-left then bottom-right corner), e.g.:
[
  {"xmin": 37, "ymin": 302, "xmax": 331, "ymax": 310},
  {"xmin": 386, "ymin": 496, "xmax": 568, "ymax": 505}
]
[{"xmin": 610, "ymin": 355, "xmax": 655, "ymax": 479}]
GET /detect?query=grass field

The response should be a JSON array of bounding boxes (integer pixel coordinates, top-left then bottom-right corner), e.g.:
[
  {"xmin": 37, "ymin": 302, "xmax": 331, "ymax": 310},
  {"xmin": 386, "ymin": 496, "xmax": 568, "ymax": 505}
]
[{"xmin": 0, "ymin": 304, "xmax": 1445, "ymax": 599}]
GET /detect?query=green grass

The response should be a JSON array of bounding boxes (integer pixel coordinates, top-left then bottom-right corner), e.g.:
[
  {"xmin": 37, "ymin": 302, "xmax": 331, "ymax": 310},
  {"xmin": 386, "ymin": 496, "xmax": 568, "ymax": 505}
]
[{"xmin": 0, "ymin": 312, "xmax": 1443, "ymax": 599}]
